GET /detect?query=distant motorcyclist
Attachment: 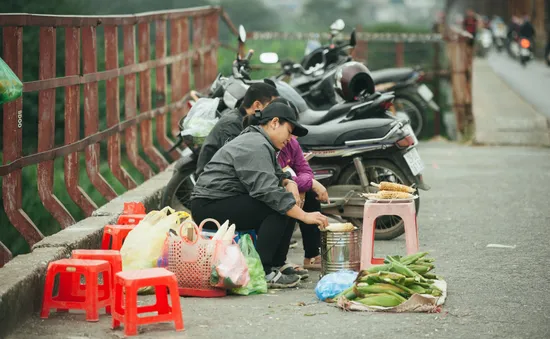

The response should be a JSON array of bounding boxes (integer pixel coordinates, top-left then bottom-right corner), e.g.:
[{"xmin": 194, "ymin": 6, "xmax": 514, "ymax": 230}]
[
  {"xmin": 519, "ymin": 15, "xmax": 536, "ymax": 40},
  {"xmin": 507, "ymin": 16, "xmax": 521, "ymax": 41}
]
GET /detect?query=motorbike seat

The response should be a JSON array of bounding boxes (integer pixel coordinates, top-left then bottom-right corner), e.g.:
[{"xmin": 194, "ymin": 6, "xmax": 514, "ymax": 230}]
[
  {"xmin": 371, "ymin": 68, "xmax": 415, "ymax": 85},
  {"xmin": 298, "ymin": 118, "xmax": 396, "ymax": 147},
  {"xmin": 298, "ymin": 108, "xmax": 329, "ymax": 125},
  {"xmin": 299, "ymin": 101, "xmax": 360, "ymax": 125}
]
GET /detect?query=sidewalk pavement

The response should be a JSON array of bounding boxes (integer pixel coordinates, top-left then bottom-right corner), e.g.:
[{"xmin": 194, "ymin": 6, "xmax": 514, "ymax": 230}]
[{"xmin": 472, "ymin": 55, "xmax": 550, "ymax": 147}]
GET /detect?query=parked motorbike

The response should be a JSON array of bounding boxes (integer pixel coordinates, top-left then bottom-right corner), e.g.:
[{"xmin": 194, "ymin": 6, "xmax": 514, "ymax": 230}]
[
  {"xmin": 161, "ymin": 25, "xmax": 429, "ymax": 240},
  {"xmin": 268, "ymin": 19, "xmax": 439, "ymax": 138},
  {"xmin": 476, "ymin": 28, "xmax": 493, "ymax": 58},
  {"xmin": 491, "ymin": 21, "xmax": 507, "ymax": 52}
]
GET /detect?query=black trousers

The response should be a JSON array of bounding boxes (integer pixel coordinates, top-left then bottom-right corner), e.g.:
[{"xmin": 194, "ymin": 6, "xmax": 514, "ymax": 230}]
[
  {"xmin": 299, "ymin": 190, "xmax": 321, "ymax": 259},
  {"xmin": 191, "ymin": 195, "xmax": 295, "ymax": 274}
]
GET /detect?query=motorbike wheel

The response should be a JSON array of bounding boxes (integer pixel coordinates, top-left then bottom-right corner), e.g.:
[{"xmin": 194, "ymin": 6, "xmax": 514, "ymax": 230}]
[
  {"xmin": 338, "ymin": 159, "xmax": 420, "ymax": 240},
  {"xmin": 160, "ymin": 169, "xmax": 195, "ymax": 212},
  {"xmin": 393, "ymin": 89, "xmax": 428, "ymax": 139},
  {"xmin": 520, "ymin": 57, "xmax": 527, "ymax": 67}
]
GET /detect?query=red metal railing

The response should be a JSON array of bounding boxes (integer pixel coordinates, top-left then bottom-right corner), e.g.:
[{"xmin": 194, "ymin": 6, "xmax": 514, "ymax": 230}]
[{"xmin": 0, "ymin": 6, "xmax": 237, "ymax": 266}]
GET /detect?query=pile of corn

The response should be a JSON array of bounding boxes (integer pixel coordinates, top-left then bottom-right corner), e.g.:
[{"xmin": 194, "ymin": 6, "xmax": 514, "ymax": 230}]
[
  {"xmin": 334, "ymin": 252, "xmax": 443, "ymax": 307},
  {"xmin": 366, "ymin": 181, "xmax": 417, "ymax": 200}
]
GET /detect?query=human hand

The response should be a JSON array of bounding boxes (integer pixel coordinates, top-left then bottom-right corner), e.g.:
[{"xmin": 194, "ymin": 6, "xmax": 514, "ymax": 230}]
[
  {"xmin": 312, "ymin": 179, "xmax": 329, "ymax": 203},
  {"xmin": 302, "ymin": 212, "xmax": 329, "ymax": 229}
]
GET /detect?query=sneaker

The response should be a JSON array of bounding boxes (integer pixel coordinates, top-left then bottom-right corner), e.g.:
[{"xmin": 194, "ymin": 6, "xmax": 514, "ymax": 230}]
[
  {"xmin": 289, "ymin": 239, "xmax": 298, "ymax": 249},
  {"xmin": 274, "ymin": 264, "xmax": 309, "ymax": 280},
  {"xmin": 265, "ymin": 270, "xmax": 300, "ymax": 289}
]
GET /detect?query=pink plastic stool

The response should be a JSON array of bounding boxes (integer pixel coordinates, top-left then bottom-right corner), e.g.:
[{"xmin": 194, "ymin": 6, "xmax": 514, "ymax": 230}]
[{"xmin": 360, "ymin": 200, "xmax": 419, "ymax": 269}]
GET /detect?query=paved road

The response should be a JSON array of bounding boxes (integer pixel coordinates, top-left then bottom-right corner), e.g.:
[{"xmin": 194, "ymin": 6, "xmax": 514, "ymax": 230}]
[
  {"xmin": 487, "ymin": 51, "xmax": 550, "ymax": 118},
  {"xmin": 8, "ymin": 141, "xmax": 550, "ymax": 339},
  {"xmin": 472, "ymin": 57, "xmax": 550, "ymax": 146}
]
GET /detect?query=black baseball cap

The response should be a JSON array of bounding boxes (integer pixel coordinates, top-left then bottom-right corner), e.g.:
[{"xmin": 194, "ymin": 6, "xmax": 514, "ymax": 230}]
[{"xmin": 257, "ymin": 101, "xmax": 308, "ymax": 137}]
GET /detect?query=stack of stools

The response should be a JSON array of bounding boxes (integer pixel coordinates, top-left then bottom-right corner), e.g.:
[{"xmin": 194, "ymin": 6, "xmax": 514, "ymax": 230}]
[
  {"xmin": 101, "ymin": 202, "xmax": 147, "ymax": 251},
  {"xmin": 41, "ymin": 202, "xmax": 184, "ymax": 336},
  {"xmin": 360, "ymin": 199, "xmax": 419, "ymax": 269},
  {"xmin": 117, "ymin": 201, "xmax": 146, "ymax": 225}
]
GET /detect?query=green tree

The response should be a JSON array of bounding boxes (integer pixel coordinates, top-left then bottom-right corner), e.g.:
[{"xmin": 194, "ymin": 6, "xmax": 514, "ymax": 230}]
[
  {"xmin": 216, "ymin": 0, "xmax": 281, "ymax": 31},
  {"xmin": 301, "ymin": 0, "xmax": 367, "ymax": 31}
]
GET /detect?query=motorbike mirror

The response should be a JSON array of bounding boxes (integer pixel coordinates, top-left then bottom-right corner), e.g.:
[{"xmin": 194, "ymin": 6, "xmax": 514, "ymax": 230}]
[
  {"xmin": 238, "ymin": 25, "xmax": 247, "ymax": 43},
  {"xmin": 330, "ymin": 19, "xmax": 345, "ymax": 32},
  {"xmin": 259, "ymin": 52, "xmax": 279, "ymax": 64},
  {"xmin": 350, "ymin": 30, "xmax": 357, "ymax": 47}
]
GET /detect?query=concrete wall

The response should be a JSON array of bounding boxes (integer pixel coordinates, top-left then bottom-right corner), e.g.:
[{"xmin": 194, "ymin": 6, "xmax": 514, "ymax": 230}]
[{"xmin": 0, "ymin": 167, "xmax": 174, "ymax": 338}]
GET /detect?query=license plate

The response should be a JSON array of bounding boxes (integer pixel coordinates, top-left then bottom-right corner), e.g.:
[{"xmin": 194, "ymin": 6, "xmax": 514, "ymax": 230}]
[
  {"xmin": 520, "ymin": 48, "xmax": 530, "ymax": 56},
  {"xmin": 417, "ymin": 84, "xmax": 434, "ymax": 102},
  {"xmin": 403, "ymin": 148, "xmax": 425, "ymax": 176}
]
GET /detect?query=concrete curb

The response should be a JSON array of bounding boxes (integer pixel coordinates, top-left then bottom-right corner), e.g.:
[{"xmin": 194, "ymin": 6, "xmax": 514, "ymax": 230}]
[{"xmin": 0, "ymin": 167, "xmax": 174, "ymax": 338}]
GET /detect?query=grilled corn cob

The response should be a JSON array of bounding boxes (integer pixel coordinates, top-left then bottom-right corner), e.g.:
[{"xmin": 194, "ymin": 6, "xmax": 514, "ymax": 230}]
[
  {"xmin": 324, "ymin": 222, "xmax": 355, "ymax": 232},
  {"xmin": 377, "ymin": 191, "xmax": 415, "ymax": 199},
  {"xmin": 378, "ymin": 181, "xmax": 416, "ymax": 193}
]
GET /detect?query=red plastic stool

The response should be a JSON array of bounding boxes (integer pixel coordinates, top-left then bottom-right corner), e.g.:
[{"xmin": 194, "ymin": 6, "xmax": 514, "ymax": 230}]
[
  {"xmin": 117, "ymin": 214, "xmax": 145, "ymax": 225},
  {"xmin": 41, "ymin": 259, "xmax": 112, "ymax": 322},
  {"xmin": 360, "ymin": 200, "xmax": 419, "ymax": 269},
  {"xmin": 112, "ymin": 268, "xmax": 184, "ymax": 336},
  {"xmin": 117, "ymin": 202, "xmax": 146, "ymax": 225},
  {"xmin": 101, "ymin": 224, "xmax": 135, "ymax": 250},
  {"xmin": 71, "ymin": 249, "xmax": 122, "ymax": 313},
  {"xmin": 123, "ymin": 201, "xmax": 146, "ymax": 214}
]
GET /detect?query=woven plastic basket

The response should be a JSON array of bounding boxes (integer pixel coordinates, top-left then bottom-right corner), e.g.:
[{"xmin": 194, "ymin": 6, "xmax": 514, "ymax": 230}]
[{"xmin": 167, "ymin": 218, "xmax": 226, "ymax": 298}]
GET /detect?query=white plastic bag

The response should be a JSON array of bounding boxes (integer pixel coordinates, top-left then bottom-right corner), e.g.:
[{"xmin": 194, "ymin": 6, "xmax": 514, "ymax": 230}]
[
  {"xmin": 181, "ymin": 97, "xmax": 220, "ymax": 138},
  {"xmin": 120, "ymin": 207, "xmax": 189, "ymax": 271}
]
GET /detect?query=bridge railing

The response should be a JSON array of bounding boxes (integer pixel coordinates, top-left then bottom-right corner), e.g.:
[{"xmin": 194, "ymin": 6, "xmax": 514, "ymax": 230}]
[{"xmin": 0, "ymin": 6, "xmax": 237, "ymax": 266}]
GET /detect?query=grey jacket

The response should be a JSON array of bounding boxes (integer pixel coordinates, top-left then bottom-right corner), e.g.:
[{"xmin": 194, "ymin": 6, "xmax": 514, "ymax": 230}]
[
  {"xmin": 191, "ymin": 126, "xmax": 296, "ymax": 214},
  {"xmin": 195, "ymin": 107, "xmax": 245, "ymax": 175}
]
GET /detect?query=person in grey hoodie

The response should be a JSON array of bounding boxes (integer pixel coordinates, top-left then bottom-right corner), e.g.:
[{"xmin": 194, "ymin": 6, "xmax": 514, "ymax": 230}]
[{"xmin": 191, "ymin": 102, "xmax": 328, "ymax": 288}]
